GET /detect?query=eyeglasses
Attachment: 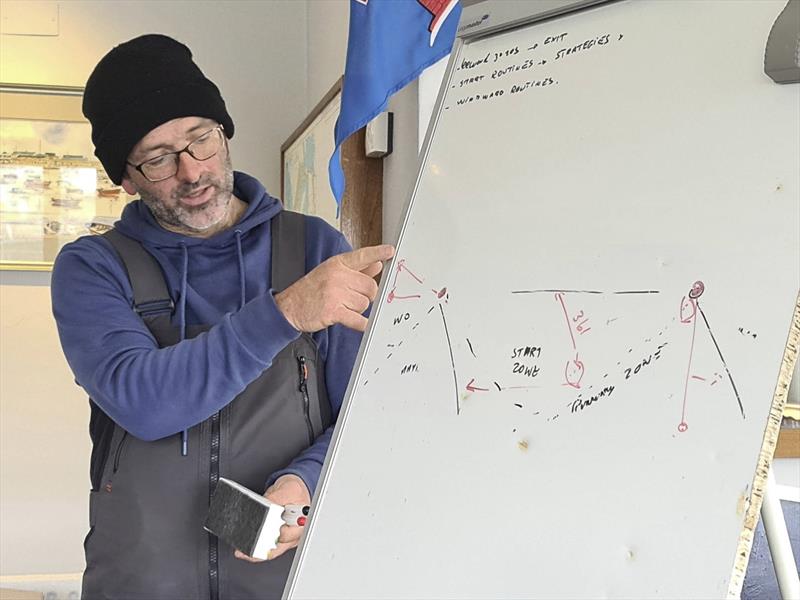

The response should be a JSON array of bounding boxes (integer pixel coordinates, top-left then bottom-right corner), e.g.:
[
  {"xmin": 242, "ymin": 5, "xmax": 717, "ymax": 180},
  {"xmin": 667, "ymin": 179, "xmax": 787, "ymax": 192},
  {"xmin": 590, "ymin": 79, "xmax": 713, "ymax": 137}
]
[{"xmin": 127, "ymin": 124, "xmax": 226, "ymax": 182}]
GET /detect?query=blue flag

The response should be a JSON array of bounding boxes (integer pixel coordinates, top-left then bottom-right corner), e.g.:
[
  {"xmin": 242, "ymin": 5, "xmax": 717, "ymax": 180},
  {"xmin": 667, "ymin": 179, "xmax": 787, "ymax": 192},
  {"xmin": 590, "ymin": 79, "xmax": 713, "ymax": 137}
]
[{"xmin": 329, "ymin": 0, "xmax": 462, "ymax": 206}]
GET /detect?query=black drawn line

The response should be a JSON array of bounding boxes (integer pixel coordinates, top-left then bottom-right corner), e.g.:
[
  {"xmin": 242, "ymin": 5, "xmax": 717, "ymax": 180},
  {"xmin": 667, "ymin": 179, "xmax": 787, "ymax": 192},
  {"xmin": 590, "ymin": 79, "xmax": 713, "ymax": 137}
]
[
  {"xmin": 467, "ymin": 337, "xmax": 477, "ymax": 358},
  {"xmin": 514, "ymin": 403, "xmax": 523, "ymax": 408},
  {"xmin": 613, "ymin": 290, "xmax": 660, "ymax": 294},
  {"xmin": 696, "ymin": 302, "xmax": 745, "ymax": 419},
  {"xmin": 438, "ymin": 304, "xmax": 460, "ymax": 416},
  {"xmin": 427, "ymin": 306, "xmax": 436, "ymax": 314},
  {"xmin": 512, "ymin": 289, "xmax": 603, "ymax": 294},
  {"xmin": 384, "ymin": 309, "xmax": 439, "ymax": 361},
  {"xmin": 493, "ymin": 381, "xmax": 502, "ymax": 391},
  {"xmin": 512, "ymin": 289, "xmax": 660, "ymax": 295}
]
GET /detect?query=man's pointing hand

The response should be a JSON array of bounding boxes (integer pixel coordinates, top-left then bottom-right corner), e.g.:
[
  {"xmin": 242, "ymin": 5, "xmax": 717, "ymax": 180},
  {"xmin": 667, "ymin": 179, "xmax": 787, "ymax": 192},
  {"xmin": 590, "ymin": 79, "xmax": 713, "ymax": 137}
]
[{"xmin": 275, "ymin": 244, "xmax": 395, "ymax": 333}]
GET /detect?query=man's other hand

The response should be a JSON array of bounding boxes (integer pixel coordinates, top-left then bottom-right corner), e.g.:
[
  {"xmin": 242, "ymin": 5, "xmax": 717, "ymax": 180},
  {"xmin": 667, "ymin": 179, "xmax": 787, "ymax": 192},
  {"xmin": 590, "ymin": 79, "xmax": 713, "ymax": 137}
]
[
  {"xmin": 275, "ymin": 244, "xmax": 395, "ymax": 332},
  {"xmin": 233, "ymin": 474, "xmax": 311, "ymax": 563}
]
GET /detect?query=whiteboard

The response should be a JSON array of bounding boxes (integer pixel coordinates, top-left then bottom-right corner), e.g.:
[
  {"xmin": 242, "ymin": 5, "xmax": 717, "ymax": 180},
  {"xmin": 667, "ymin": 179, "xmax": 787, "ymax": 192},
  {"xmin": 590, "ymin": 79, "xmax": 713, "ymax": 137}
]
[{"xmin": 287, "ymin": 1, "xmax": 800, "ymax": 598}]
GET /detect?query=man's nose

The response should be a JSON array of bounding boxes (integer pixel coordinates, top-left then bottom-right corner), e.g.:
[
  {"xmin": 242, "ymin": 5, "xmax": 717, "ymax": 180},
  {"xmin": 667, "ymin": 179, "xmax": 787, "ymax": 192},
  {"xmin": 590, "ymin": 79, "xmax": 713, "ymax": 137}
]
[{"xmin": 175, "ymin": 150, "xmax": 204, "ymax": 183}]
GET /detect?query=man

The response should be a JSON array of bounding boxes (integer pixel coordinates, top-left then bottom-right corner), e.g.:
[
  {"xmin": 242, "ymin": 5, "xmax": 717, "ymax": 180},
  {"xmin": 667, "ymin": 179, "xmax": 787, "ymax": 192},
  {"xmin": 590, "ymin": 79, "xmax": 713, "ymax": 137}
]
[{"xmin": 51, "ymin": 34, "xmax": 393, "ymax": 599}]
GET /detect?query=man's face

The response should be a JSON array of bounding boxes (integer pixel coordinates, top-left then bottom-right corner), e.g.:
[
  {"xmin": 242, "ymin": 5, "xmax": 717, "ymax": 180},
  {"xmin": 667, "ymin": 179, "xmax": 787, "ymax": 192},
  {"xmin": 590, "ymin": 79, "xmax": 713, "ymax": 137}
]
[{"xmin": 122, "ymin": 116, "xmax": 234, "ymax": 236}]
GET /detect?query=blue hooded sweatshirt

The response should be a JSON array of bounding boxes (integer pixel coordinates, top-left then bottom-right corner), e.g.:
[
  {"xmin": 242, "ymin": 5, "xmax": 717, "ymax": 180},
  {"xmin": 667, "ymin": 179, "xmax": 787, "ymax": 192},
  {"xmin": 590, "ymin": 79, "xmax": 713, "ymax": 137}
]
[{"xmin": 51, "ymin": 171, "xmax": 361, "ymax": 493}]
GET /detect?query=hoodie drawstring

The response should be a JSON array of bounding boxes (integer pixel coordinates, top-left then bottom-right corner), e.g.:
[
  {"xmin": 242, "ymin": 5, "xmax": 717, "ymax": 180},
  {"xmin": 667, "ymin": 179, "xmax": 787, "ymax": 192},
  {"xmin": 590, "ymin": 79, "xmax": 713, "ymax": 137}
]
[
  {"xmin": 179, "ymin": 242, "xmax": 189, "ymax": 341},
  {"xmin": 179, "ymin": 242, "xmax": 189, "ymax": 456},
  {"xmin": 234, "ymin": 230, "xmax": 246, "ymax": 310}
]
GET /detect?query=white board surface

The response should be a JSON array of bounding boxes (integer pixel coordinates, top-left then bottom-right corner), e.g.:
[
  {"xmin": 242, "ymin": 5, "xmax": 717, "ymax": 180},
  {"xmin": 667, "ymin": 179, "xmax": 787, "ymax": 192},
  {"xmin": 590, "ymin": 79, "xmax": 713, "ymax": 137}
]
[{"xmin": 287, "ymin": 1, "xmax": 800, "ymax": 598}]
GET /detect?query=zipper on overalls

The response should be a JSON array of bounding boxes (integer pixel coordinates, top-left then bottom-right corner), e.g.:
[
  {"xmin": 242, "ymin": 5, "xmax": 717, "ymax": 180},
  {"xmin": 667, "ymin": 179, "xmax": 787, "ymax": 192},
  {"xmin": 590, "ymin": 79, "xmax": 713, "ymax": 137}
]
[
  {"xmin": 298, "ymin": 356, "xmax": 315, "ymax": 445},
  {"xmin": 208, "ymin": 411, "xmax": 221, "ymax": 600},
  {"xmin": 112, "ymin": 432, "xmax": 128, "ymax": 473}
]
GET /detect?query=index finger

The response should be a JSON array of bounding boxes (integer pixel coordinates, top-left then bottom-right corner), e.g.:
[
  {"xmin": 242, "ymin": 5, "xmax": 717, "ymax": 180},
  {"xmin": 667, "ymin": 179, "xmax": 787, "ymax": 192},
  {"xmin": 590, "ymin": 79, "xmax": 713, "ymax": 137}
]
[{"xmin": 339, "ymin": 244, "xmax": 395, "ymax": 270}]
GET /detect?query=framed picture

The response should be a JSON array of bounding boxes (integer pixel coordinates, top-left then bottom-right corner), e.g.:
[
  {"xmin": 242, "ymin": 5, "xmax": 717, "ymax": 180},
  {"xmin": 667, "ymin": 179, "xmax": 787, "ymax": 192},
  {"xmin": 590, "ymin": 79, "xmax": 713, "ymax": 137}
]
[
  {"xmin": 0, "ymin": 83, "xmax": 132, "ymax": 271},
  {"xmin": 281, "ymin": 78, "xmax": 342, "ymax": 231},
  {"xmin": 281, "ymin": 77, "xmax": 383, "ymax": 251}
]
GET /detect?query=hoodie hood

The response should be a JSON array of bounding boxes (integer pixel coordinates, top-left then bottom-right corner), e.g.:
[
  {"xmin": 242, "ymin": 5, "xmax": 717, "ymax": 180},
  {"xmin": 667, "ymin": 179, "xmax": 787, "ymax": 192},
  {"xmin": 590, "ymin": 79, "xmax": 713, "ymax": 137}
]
[
  {"xmin": 115, "ymin": 171, "xmax": 281, "ymax": 249},
  {"xmin": 108, "ymin": 170, "xmax": 286, "ymax": 339}
]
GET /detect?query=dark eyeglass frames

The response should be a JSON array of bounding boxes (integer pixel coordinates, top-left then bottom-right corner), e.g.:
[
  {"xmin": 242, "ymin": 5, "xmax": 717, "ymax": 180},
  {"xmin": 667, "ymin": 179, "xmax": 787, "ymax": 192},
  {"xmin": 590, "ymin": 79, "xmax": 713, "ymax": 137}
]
[{"xmin": 127, "ymin": 124, "xmax": 226, "ymax": 182}]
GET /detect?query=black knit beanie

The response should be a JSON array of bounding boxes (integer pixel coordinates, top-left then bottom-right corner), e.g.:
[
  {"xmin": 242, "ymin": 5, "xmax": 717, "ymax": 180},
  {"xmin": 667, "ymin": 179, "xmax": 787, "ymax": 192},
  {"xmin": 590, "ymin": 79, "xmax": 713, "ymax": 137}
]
[{"xmin": 82, "ymin": 34, "xmax": 234, "ymax": 185}]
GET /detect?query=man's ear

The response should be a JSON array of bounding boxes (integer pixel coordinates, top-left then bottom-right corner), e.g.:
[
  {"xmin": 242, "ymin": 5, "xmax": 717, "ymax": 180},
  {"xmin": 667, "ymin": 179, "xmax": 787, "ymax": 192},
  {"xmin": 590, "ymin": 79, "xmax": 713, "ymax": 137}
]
[{"xmin": 121, "ymin": 175, "xmax": 137, "ymax": 196}]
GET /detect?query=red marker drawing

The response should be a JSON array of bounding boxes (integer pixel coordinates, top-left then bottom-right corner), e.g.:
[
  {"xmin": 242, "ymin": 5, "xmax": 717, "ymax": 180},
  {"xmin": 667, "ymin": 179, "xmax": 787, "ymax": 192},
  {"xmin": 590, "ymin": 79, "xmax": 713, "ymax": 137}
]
[
  {"xmin": 556, "ymin": 292, "xmax": 587, "ymax": 388},
  {"xmin": 555, "ymin": 293, "xmax": 577, "ymax": 351},
  {"xmin": 688, "ymin": 280, "xmax": 705, "ymax": 300},
  {"xmin": 388, "ymin": 290, "xmax": 421, "ymax": 302},
  {"xmin": 564, "ymin": 355, "xmax": 585, "ymax": 389},
  {"xmin": 387, "ymin": 259, "xmax": 425, "ymax": 303},
  {"xmin": 679, "ymin": 295, "xmax": 697, "ymax": 324},
  {"xmin": 466, "ymin": 378, "xmax": 489, "ymax": 392},
  {"xmin": 678, "ymin": 280, "xmax": 704, "ymax": 432}
]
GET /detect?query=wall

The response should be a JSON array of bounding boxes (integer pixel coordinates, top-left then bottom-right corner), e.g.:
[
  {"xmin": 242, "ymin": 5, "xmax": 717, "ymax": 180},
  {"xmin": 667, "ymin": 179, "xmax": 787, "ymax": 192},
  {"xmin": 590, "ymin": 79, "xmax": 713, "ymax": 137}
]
[
  {"xmin": 0, "ymin": 0, "xmax": 308, "ymax": 589},
  {"xmin": 307, "ymin": 0, "xmax": 348, "ymax": 108},
  {"xmin": 0, "ymin": 0, "xmax": 307, "ymax": 191},
  {"xmin": 0, "ymin": 277, "xmax": 89, "ymax": 582}
]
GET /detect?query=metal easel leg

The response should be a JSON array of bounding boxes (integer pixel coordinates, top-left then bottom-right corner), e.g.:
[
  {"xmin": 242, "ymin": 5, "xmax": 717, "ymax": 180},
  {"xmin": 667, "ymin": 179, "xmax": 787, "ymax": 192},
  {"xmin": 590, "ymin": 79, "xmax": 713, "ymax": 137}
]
[{"xmin": 761, "ymin": 468, "xmax": 800, "ymax": 600}]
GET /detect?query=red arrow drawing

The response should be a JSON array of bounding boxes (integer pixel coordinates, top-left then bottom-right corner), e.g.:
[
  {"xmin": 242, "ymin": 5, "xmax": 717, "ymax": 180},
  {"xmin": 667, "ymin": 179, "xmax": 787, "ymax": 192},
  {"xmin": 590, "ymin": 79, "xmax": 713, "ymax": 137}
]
[{"xmin": 466, "ymin": 378, "xmax": 490, "ymax": 392}]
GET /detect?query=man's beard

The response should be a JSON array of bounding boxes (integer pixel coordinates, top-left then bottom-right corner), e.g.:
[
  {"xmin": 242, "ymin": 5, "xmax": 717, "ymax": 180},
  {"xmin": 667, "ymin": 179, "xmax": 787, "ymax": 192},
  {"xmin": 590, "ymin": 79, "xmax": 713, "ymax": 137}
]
[{"xmin": 139, "ymin": 154, "xmax": 235, "ymax": 234}]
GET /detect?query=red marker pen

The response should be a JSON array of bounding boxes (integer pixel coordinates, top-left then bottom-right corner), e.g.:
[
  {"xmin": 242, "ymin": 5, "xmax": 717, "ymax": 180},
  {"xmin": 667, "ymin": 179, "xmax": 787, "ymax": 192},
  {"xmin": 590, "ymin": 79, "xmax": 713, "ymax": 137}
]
[{"xmin": 281, "ymin": 504, "xmax": 310, "ymax": 527}]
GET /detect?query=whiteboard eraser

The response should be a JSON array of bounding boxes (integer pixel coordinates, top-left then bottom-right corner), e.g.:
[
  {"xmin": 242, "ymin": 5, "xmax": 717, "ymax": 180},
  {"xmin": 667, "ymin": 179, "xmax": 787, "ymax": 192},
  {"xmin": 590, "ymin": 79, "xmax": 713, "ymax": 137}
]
[
  {"xmin": 365, "ymin": 111, "xmax": 393, "ymax": 158},
  {"xmin": 204, "ymin": 477, "xmax": 284, "ymax": 559}
]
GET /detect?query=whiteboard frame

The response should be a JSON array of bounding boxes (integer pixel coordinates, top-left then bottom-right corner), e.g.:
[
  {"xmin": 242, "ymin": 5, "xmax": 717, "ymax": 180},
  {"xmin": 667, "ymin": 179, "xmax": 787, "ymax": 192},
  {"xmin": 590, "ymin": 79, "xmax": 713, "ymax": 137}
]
[
  {"xmin": 284, "ymin": 1, "xmax": 799, "ymax": 597},
  {"xmin": 457, "ymin": 0, "xmax": 615, "ymax": 41}
]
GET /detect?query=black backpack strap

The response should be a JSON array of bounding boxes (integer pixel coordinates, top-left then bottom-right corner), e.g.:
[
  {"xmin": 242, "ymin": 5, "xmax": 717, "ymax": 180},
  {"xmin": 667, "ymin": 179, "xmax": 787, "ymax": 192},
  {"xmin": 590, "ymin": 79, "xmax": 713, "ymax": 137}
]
[
  {"xmin": 102, "ymin": 229, "xmax": 175, "ymax": 345},
  {"xmin": 271, "ymin": 210, "xmax": 306, "ymax": 292}
]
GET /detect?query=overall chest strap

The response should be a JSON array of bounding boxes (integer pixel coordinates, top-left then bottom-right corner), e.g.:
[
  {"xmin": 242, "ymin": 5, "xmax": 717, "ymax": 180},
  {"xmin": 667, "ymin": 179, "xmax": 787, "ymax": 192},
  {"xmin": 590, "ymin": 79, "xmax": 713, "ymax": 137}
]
[
  {"xmin": 102, "ymin": 209, "xmax": 307, "ymax": 345},
  {"xmin": 269, "ymin": 209, "xmax": 305, "ymax": 292},
  {"xmin": 103, "ymin": 228, "xmax": 174, "ymax": 344}
]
